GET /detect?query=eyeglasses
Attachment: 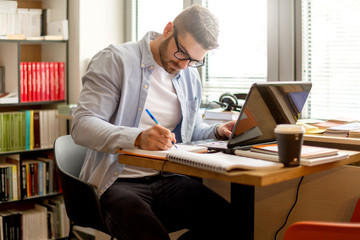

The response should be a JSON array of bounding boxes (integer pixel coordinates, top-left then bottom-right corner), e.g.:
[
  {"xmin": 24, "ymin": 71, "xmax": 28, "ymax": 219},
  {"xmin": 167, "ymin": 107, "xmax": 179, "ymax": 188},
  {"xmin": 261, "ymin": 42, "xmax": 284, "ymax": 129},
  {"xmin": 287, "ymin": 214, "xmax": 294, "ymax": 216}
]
[{"xmin": 173, "ymin": 27, "xmax": 205, "ymax": 68}]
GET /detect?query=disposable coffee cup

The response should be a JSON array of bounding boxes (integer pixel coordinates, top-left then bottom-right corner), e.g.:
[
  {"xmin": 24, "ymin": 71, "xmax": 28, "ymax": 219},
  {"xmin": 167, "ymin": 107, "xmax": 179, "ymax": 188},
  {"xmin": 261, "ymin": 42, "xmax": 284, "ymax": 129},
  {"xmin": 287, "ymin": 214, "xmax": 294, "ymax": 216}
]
[{"xmin": 274, "ymin": 124, "xmax": 305, "ymax": 167}]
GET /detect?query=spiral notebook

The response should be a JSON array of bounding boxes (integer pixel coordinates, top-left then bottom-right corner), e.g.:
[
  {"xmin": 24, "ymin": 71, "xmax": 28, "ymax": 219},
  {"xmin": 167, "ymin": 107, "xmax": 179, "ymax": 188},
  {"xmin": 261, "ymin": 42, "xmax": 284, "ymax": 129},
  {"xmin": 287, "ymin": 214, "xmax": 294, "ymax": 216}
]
[{"xmin": 166, "ymin": 151, "xmax": 283, "ymax": 173}]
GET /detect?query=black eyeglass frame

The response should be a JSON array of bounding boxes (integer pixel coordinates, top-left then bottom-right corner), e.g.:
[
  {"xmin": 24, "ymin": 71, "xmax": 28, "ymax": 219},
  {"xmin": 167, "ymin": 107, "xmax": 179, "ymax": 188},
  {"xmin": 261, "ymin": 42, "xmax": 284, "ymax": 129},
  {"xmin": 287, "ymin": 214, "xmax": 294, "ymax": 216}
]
[{"xmin": 173, "ymin": 27, "xmax": 205, "ymax": 68}]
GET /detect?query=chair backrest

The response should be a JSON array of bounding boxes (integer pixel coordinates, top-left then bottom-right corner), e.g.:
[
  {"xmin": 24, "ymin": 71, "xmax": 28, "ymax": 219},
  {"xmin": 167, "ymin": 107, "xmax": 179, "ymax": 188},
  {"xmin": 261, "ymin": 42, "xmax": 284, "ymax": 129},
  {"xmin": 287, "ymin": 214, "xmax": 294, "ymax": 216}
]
[
  {"xmin": 283, "ymin": 221, "xmax": 360, "ymax": 240},
  {"xmin": 54, "ymin": 135, "xmax": 108, "ymax": 233}
]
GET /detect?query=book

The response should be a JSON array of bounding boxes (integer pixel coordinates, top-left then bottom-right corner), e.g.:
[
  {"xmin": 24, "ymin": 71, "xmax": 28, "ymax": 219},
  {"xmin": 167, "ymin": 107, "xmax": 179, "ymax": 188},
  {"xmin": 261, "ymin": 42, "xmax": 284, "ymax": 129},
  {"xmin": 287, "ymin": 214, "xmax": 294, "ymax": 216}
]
[
  {"xmin": 167, "ymin": 151, "xmax": 283, "ymax": 172},
  {"xmin": 324, "ymin": 122, "xmax": 360, "ymax": 137},
  {"xmin": 118, "ymin": 144, "xmax": 208, "ymax": 160},
  {"xmin": 234, "ymin": 149, "xmax": 349, "ymax": 166},
  {"xmin": 0, "ymin": 92, "xmax": 18, "ymax": 104},
  {"xmin": 327, "ymin": 117, "xmax": 358, "ymax": 124},
  {"xmin": 203, "ymin": 108, "xmax": 240, "ymax": 121},
  {"xmin": 312, "ymin": 121, "xmax": 343, "ymax": 129},
  {"xmin": 250, "ymin": 144, "xmax": 339, "ymax": 159},
  {"xmin": 349, "ymin": 129, "xmax": 360, "ymax": 138}
]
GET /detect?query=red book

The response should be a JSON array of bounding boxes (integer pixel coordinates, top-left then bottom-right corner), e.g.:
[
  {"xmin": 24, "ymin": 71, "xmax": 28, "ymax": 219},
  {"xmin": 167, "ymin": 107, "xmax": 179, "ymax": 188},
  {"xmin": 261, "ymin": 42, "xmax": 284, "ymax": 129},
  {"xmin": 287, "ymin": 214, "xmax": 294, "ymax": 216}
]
[
  {"xmin": 20, "ymin": 62, "xmax": 25, "ymax": 102},
  {"xmin": 45, "ymin": 62, "xmax": 50, "ymax": 101},
  {"xmin": 40, "ymin": 62, "xmax": 46, "ymax": 101},
  {"xmin": 54, "ymin": 62, "xmax": 59, "ymax": 100},
  {"xmin": 32, "ymin": 62, "xmax": 36, "ymax": 101},
  {"xmin": 58, "ymin": 62, "xmax": 65, "ymax": 100},
  {"xmin": 49, "ymin": 62, "xmax": 55, "ymax": 100},
  {"xmin": 27, "ymin": 62, "xmax": 32, "ymax": 102},
  {"xmin": 36, "ymin": 62, "xmax": 41, "ymax": 101},
  {"xmin": 23, "ymin": 62, "xmax": 28, "ymax": 102}
]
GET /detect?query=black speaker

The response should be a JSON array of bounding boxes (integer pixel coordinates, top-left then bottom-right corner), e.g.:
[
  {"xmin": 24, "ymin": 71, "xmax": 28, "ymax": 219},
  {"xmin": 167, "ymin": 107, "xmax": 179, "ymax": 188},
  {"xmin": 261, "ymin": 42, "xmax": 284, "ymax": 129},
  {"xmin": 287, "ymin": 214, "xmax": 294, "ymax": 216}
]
[{"xmin": 215, "ymin": 93, "xmax": 242, "ymax": 111}]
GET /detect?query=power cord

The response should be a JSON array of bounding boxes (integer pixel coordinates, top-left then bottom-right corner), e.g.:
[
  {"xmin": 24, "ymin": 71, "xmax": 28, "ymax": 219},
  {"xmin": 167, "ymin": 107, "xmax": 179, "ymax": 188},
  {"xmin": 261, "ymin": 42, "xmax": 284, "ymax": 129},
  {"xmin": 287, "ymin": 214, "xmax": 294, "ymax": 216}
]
[{"xmin": 274, "ymin": 176, "xmax": 304, "ymax": 240}]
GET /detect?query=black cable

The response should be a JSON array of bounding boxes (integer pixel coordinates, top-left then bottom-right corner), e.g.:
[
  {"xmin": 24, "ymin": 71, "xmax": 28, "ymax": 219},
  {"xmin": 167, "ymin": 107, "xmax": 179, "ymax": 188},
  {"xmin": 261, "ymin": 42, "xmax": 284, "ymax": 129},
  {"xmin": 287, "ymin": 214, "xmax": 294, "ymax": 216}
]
[{"xmin": 274, "ymin": 176, "xmax": 304, "ymax": 240}]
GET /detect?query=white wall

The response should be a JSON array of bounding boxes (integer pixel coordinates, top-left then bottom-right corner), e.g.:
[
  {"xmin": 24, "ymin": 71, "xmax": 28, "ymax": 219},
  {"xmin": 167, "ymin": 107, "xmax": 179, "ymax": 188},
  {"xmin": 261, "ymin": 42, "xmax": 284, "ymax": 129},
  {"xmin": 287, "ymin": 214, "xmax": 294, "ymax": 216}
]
[{"xmin": 68, "ymin": 0, "xmax": 125, "ymax": 104}]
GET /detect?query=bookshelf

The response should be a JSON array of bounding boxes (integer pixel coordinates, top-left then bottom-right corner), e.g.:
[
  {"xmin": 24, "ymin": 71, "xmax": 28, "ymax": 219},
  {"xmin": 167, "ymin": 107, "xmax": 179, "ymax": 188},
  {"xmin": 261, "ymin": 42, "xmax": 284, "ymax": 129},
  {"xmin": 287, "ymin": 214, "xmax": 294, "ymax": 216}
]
[{"xmin": 0, "ymin": 0, "xmax": 70, "ymax": 239}]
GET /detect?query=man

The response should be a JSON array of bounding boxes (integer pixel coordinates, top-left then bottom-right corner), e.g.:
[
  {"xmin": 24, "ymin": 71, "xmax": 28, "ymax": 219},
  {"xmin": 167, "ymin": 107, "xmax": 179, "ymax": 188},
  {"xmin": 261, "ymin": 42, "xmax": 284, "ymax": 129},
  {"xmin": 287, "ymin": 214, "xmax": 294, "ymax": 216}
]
[{"xmin": 72, "ymin": 4, "xmax": 236, "ymax": 240}]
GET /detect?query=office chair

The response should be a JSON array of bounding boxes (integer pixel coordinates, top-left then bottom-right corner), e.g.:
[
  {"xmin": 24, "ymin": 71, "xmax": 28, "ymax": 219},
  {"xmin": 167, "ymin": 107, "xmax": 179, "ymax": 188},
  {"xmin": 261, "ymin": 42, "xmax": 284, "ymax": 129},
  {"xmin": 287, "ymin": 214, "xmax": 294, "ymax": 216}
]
[
  {"xmin": 283, "ymin": 198, "xmax": 360, "ymax": 240},
  {"xmin": 54, "ymin": 135, "xmax": 114, "ymax": 240}
]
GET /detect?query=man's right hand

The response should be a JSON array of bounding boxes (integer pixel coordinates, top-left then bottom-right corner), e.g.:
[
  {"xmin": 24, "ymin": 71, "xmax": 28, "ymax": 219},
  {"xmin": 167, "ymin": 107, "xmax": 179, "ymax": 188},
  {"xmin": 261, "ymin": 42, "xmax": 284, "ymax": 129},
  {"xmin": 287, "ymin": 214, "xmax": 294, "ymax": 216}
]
[{"xmin": 134, "ymin": 125, "xmax": 176, "ymax": 150}]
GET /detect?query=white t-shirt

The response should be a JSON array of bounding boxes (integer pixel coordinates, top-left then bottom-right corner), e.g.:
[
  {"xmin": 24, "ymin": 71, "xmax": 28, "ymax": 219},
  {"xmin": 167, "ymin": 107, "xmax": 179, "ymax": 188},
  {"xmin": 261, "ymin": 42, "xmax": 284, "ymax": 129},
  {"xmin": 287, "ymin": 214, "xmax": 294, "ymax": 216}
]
[{"xmin": 119, "ymin": 62, "xmax": 181, "ymax": 178}]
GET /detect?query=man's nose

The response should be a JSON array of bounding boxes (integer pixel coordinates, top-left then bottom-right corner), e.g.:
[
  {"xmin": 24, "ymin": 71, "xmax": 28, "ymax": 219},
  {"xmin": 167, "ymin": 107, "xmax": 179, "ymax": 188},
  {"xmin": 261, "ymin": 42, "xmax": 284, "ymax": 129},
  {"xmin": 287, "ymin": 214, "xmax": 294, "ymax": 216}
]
[{"xmin": 177, "ymin": 60, "xmax": 190, "ymax": 69}]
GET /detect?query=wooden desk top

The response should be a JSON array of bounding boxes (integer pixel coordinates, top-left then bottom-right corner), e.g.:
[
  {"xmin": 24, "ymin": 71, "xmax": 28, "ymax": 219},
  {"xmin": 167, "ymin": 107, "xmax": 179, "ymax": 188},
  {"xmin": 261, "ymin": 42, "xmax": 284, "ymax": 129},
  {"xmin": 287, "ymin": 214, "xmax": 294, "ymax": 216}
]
[{"xmin": 118, "ymin": 150, "xmax": 360, "ymax": 187}]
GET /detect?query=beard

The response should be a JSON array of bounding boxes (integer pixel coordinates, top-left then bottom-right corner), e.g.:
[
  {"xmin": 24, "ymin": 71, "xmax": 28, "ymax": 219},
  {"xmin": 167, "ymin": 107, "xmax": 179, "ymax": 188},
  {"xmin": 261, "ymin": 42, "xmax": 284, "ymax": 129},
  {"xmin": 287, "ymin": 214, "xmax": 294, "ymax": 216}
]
[{"xmin": 159, "ymin": 37, "xmax": 180, "ymax": 75}]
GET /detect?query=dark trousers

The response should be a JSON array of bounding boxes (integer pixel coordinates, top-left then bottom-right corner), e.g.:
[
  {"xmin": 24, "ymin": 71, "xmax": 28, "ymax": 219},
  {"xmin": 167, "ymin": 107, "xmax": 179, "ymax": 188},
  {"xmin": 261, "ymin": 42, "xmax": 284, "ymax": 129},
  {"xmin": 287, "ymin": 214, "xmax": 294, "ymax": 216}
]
[{"xmin": 100, "ymin": 174, "xmax": 237, "ymax": 240}]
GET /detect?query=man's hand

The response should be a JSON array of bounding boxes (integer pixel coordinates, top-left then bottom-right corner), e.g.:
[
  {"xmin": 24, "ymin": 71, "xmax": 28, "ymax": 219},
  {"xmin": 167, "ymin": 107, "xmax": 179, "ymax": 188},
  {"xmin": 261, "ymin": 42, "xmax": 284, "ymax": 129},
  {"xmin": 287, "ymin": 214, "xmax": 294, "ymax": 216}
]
[
  {"xmin": 134, "ymin": 125, "xmax": 176, "ymax": 150},
  {"xmin": 216, "ymin": 120, "xmax": 236, "ymax": 139}
]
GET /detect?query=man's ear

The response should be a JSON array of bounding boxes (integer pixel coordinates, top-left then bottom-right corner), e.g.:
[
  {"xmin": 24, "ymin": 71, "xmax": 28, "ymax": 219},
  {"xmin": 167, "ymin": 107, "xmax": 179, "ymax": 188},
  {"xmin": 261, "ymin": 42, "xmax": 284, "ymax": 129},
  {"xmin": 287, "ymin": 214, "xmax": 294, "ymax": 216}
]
[{"xmin": 163, "ymin": 22, "xmax": 174, "ymax": 38}]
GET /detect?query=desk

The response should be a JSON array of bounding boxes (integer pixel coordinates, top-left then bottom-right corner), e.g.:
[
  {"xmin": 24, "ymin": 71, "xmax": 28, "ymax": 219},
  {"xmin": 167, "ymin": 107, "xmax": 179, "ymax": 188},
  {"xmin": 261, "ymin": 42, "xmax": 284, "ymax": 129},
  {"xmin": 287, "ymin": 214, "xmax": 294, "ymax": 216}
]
[{"xmin": 118, "ymin": 150, "xmax": 360, "ymax": 240}]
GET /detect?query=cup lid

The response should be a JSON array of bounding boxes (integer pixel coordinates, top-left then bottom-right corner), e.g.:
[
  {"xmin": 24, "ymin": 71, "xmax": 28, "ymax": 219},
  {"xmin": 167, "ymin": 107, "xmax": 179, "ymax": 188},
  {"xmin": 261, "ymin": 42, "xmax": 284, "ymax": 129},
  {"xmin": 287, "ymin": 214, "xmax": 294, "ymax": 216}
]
[{"xmin": 274, "ymin": 124, "xmax": 305, "ymax": 134}]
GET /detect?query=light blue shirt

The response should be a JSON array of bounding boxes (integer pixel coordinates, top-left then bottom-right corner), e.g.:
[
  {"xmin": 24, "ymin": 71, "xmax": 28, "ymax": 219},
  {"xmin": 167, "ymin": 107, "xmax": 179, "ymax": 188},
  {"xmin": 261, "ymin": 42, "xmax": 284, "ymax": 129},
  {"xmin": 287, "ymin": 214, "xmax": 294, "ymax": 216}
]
[{"xmin": 71, "ymin": 32, "xmax": 217, "ymax": 196}]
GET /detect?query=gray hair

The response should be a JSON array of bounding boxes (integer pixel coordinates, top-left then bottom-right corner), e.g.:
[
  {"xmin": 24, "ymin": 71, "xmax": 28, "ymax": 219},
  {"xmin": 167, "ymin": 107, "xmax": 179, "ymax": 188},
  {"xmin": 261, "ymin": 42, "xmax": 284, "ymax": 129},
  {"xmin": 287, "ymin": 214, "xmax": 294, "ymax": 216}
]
[{"xmin": 173, "ymin": 4, "xmax": 219, "ymax": 50}]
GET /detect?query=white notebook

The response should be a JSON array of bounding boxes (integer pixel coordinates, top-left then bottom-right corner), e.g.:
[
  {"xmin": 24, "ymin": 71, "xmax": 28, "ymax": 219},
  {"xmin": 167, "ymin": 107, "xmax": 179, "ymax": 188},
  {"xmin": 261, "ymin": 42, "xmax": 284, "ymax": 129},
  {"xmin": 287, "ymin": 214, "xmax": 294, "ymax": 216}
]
[
  {"xmin": 234, "ymin": 150, "xmax": 349, "ymax": 166},
  {"xmin": 167, "ymin": 151, "xmax": 283, "ymax": 173}
]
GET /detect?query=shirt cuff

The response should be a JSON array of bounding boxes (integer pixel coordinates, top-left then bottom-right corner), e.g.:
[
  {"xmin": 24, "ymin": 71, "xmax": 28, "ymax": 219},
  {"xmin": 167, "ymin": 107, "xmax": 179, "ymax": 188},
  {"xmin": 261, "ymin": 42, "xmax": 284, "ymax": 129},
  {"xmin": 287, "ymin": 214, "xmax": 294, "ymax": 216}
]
[{"xmin": 214, "ymin": 123, "xmax": 222, "ymax": 139}]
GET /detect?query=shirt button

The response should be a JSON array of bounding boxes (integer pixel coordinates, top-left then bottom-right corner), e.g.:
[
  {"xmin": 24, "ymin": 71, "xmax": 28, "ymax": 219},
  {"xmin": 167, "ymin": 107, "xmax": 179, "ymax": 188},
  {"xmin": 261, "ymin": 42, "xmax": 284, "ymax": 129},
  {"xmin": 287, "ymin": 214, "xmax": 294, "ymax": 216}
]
[
  {"xmin": 139, "ymin": 107, "xmax": 142, "ymax": 111},
  {"xmin": 141, "ymin": 64, "xmax": 145, "ymax": 68},
  {"xmin": 144, "ymin": 84, "xmax": 148, "ymax": 89},
  {"xmin": 149, "ymin": 65, "xmax": 154, "ymax": 70}
]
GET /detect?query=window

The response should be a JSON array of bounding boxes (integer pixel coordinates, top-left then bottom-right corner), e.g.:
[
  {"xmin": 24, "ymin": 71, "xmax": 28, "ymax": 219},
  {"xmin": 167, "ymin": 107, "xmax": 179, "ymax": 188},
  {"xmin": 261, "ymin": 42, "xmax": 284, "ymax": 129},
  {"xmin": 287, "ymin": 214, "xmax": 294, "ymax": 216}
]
[
  {"xmin": 132, "ymin": 0, "xmax": 183, "ymax": 41},
  {"xmin": 132, "ymin": 0, "xmax": 270, "ymax": 104},
  {"xmin": 203, "ymin": 0, "xmax": 267, "ymax": 103},
  {"xmin": 302, "ymin": 0, "xmax": 360, "ymax": 119}
]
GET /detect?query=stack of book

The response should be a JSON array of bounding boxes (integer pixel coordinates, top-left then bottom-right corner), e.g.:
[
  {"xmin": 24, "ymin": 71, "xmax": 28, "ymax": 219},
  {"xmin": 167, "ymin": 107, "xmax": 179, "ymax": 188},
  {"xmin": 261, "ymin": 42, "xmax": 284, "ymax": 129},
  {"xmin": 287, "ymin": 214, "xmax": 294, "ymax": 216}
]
[
  {"xmin": 203, "ymin": 108, "xmax": 240, "ymax": 124},
  {"xmin": 57, "ymin": 104, "xmax": 77, "ymax": 116},
  {"xmin": 0, "ymin": 199, "xmax": 69, "ymax": 239},
  {"xmin": 239, "ymin": 143, "xmax": 349, "ymax": 166},
  {"xmin": 323, "ymin": 122, "xmax": 360, "ymax": 137}
]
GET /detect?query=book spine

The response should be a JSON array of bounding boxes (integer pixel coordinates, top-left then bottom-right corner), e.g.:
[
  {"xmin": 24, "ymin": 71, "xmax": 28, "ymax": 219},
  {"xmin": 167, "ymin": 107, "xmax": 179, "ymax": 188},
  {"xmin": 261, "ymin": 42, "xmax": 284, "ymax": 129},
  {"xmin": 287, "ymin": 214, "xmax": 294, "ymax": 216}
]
[
  {"xmin": 33, "ymin": 111, "xmax": 41, "ymax": 149},
  {"xmin": 20, "ymin": 62, "xmax": 24, "ymax": 102},
  {"xmin": 45, "ymin": 62, "xmax": 50, "ymax": 101},
  {"xmin": 36, "ymin": 62, "xmax": 41, "ymax": 101},
  {"xmin": 54, "ymin": 62, "xmax": 59, "ymax": 100},
  {"xmin": 21, "ymin": 164, "xmax": 27, "ymax": 199},
  {"xmin": 27, "ymin": 62, "xmax": 32, "ymax": 102},
  {"xmin": 38, "ymin": 162, "xmax": 44, "ymax": 196},
  {"xmin": 58, "ymin": 62, "xmax": 65, "ymax": 100},
  {"xmin": 23, "ymin": 62, "xmax": 28, "ymax": 102},
  {"xmin": 12, "ymin": 165, "xmax": 18, "ymax": 201},
  {"xmin": 32, "ymin": 62, "xmax": 37, "ymax": 101},
  {"xmin": 41, "ymin": 62, "xmax": 46, "ymax": 101},
  {"xmin": 49, "ymin": 62, "xmax": 55, "ymax": 101}
]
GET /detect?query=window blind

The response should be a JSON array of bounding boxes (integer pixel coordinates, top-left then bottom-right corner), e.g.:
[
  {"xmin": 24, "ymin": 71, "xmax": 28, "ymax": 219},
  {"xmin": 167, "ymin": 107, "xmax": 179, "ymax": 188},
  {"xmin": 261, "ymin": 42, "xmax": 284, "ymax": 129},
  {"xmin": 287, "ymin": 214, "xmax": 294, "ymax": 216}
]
[{"xmin": 302, "ymin": 0, "xmax": 360, "ymax": 119}]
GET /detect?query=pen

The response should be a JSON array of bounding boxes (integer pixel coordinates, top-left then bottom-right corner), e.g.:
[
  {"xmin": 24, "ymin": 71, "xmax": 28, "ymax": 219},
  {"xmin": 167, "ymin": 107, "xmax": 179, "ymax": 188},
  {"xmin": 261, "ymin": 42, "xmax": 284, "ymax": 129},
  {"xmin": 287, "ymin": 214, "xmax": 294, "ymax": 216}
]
[{"xmin": 145, "ymin": 109, "xmax": 178, "ymax": 149}]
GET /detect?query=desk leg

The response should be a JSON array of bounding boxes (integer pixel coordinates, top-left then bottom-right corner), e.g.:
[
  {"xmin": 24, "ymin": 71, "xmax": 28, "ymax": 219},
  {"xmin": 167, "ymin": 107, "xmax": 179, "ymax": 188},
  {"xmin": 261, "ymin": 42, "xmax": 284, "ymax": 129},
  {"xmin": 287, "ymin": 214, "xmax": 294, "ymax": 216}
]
[{"xmin": 231, "ymin": 183, "xmax": 255, "ymax": 240}]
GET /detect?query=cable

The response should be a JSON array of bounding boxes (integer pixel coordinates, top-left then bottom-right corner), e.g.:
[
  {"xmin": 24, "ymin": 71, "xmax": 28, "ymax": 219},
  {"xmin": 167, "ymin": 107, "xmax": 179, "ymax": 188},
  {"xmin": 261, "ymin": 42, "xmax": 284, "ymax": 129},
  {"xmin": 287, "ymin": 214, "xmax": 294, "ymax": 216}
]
[{"xmin": 274, "ymin": 176, "xmax": 304, "ymax": 240}]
